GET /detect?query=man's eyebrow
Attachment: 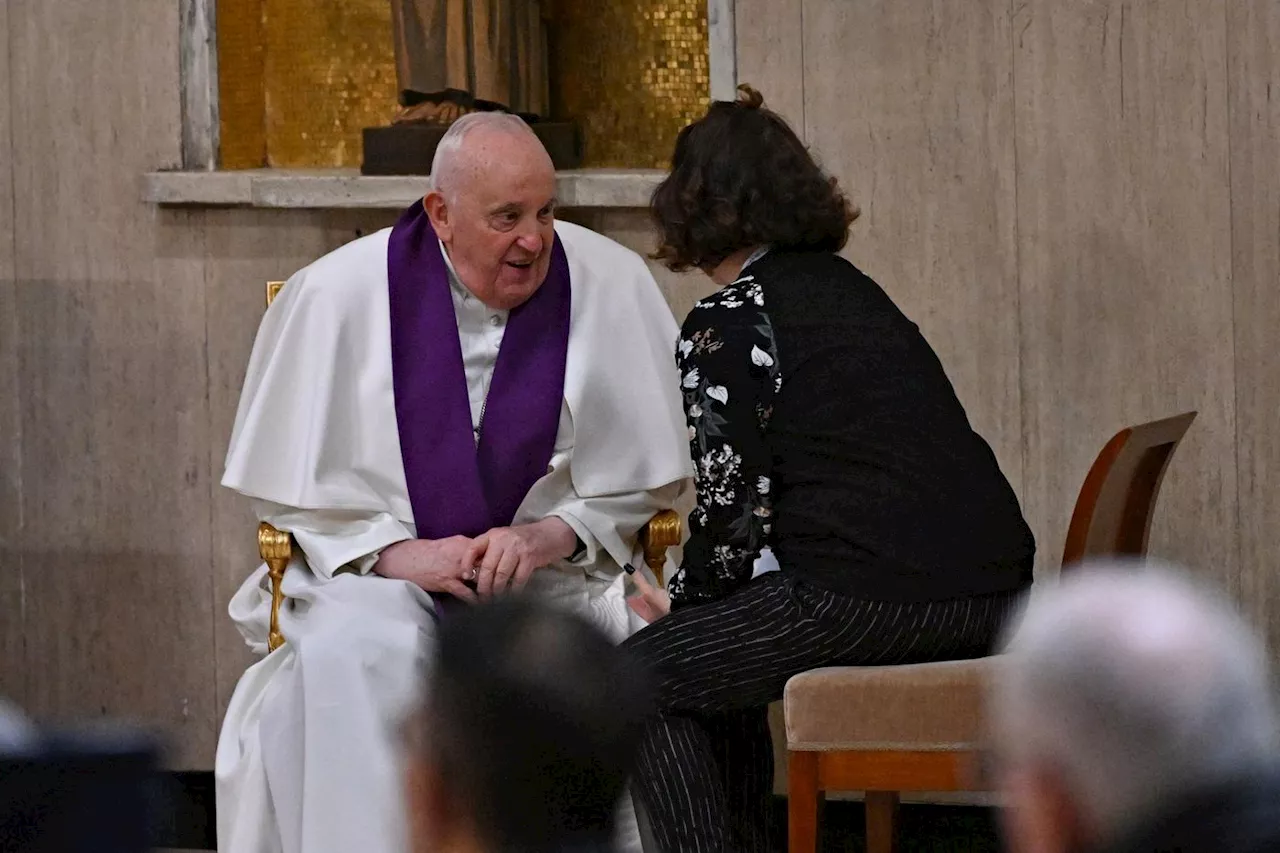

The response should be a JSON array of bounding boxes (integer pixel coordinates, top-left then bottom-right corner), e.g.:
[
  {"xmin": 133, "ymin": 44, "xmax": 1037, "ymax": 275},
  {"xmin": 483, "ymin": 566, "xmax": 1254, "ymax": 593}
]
[{"xmin": 486, "ymin": 198, "xmax": 559, "ymax": 215}]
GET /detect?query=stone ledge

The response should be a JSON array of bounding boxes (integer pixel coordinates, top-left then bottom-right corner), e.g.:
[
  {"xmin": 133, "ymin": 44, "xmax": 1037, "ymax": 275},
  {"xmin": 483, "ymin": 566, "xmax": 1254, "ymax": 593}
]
[{"xmin": 141, "ymin": 168, "xmax": 665, "ymax": 209}]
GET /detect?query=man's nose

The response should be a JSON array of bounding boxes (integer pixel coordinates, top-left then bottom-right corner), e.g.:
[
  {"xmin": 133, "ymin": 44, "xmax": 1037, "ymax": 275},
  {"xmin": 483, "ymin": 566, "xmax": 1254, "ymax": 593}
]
[{"xmin": 514, "ymin": 227, "xmax": 543, "ymax": 255}]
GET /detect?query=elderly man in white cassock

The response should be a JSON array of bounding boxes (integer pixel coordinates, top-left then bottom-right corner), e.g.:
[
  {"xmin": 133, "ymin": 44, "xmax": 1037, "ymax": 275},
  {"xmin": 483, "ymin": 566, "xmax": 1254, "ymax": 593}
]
[{"xmin": 213, "ymin": 112, "xmax": 693, "ymax": 853}]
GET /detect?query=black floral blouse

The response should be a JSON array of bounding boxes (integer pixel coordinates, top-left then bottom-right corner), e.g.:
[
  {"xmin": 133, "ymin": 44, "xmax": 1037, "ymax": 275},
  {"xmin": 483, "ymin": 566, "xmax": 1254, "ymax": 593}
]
[{"xmin": 668, "ymin": 270, "xmax": 783, "ymax": 607}]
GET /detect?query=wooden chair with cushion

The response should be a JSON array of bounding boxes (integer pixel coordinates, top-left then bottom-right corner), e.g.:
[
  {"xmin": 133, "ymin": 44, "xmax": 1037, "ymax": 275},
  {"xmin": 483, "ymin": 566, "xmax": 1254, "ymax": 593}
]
[
  {"xmin": 254, "ymin": 281, "xmax": 683, "ymax": 652},
  {"xmin": 784, "ymin": 411, "xmax": 1198, "ymax": 853}
]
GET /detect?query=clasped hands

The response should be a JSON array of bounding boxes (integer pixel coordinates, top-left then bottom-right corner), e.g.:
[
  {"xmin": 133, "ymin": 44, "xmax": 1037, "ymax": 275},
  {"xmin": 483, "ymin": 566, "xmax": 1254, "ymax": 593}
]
[{"xmin": 373, "ymin": 517, "xmax": 578, "ymax": 602}]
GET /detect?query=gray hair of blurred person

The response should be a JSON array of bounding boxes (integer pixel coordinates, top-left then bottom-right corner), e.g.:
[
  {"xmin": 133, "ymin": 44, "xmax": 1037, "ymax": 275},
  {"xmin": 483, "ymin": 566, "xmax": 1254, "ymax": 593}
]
[
  {"xmin": 429, "ymin": 111, "xmax": 541, "ymax": 202},
  {"xmin": 0, "ymin": 698, "xmax": 34, "ymax": 753},
  {"xmin": 989, "ymin": 558, "xmax": 1280, "ymax": 842}
]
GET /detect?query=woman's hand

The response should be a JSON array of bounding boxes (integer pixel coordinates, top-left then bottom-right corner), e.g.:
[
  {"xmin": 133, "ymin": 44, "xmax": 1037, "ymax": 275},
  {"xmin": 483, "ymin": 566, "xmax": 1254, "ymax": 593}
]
[{"xmin": 626, "ymin": 566, "xmax": 672, "ymax": 624}]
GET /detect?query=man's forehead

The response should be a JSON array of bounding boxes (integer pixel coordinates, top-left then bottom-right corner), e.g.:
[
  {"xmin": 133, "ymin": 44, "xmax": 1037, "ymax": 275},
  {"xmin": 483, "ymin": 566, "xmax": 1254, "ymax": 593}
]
[
  {"xmin": 481, "ymin": 191, "xmax": 557, "ymax": 212},
  {"xmin": 463, "ymin": 167, "xmax": 556, "ymax": 210},
  {"xmin": 455, "ymin": 131, "xmax": 553, "ymax": 189}
]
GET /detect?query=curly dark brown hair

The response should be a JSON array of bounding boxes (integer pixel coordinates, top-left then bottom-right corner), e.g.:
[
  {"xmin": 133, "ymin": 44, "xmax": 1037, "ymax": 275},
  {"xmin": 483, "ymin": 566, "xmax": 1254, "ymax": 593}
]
[{"xmin": 650, "ymin": 84, "xmax": 860, "ymax": 273}]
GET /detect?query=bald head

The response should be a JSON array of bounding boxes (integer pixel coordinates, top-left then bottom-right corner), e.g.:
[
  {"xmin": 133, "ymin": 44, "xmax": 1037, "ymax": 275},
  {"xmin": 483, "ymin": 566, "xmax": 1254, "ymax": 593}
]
[
  {"xmin": 429, "ymin": 111, "xmax": 554, "ymax": 203},
  {"xmin": 423, "ymin": 112, "xmax": 558, "ymax": 310},
  {"xmin": 990, "ymin": 560, "xmax": 1278, "ymax": 845}
]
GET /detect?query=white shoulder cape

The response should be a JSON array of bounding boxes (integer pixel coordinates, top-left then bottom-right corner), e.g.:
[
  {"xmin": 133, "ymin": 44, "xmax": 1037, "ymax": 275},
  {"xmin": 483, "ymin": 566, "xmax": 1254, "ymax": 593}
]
[{"xmin": 222, "ymin": 220, "xmax": 693, "ymax": 523}]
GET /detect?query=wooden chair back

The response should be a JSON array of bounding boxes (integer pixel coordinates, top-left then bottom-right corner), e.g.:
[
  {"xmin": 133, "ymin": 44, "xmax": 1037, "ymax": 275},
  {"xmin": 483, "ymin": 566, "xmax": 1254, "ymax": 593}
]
[{"xmin": 1061, "ymin": 412, "xmax": 1197, "ymax": 568}]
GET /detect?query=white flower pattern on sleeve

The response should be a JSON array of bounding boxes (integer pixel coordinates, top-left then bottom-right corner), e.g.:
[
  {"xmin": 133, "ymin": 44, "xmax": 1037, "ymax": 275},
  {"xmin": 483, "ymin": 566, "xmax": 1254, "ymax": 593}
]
[{"xmin": 669, "ymin": 273, "xmax": 782, "ymax": 606}]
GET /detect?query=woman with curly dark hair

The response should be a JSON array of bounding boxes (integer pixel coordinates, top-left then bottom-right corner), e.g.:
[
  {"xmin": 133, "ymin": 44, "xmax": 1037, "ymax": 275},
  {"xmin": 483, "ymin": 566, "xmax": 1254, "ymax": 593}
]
[{"xmin": 622, "ymin": 86, "xmax": 1037, "ymax": 852}]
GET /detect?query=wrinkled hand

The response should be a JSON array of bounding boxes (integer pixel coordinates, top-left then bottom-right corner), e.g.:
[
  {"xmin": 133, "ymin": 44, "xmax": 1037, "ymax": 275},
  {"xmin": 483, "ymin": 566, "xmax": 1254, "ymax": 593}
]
[
  {"xmin": 373, "ymin": 536, "xmax": 478, "ymax": 603},
  {"xmin": 465, "ymin": 518, "xmax": 578, "ymax": 597},
  {"xmin": 626, "ymin": 568, "xmax": 671, "ymax": 624}
]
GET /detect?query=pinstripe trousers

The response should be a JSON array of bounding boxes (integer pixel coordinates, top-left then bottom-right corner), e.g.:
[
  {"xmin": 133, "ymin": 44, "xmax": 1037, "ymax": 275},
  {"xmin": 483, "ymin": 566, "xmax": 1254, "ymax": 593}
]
[{"xmin": 623, "ymin": 572, "xmax": 1023, "ymax": 853}]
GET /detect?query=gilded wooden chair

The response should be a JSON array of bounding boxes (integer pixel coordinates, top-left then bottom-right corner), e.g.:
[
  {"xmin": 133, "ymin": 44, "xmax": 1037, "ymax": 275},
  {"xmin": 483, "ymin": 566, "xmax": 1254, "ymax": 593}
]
[
  {"xmin": 784, "ymin": 411, "xmax": 1198, "ymax": 853},
  {"xmin": 256, "ymin": 281, "xmax": 683, "ymax": 653}
]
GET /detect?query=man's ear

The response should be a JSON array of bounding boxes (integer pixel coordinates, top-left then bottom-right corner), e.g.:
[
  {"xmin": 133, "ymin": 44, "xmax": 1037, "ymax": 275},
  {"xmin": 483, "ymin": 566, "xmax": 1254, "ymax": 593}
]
[
  {"xmin": 404, "ymin": 756, "xmax": 455, "ymax": 853},
  {"xmin": 1043, "ymin": 769, "xmax": 1095, "ymax": 853},
  {"xmin": 998, "ymin": 764, "xmax": 1091, "ymax": 853},
  {"xmin": 423, "ymin": 191, "xmax": 452, "ymax": 241}
]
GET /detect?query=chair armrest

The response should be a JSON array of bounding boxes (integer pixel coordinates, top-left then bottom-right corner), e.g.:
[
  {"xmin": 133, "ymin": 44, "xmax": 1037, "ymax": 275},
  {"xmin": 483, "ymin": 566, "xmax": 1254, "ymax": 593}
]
[
  {"xmin": 639, "ymin": 510, "xmax": 681, "ymax": 585},
  {"xmin": 257, "ymin": 522, "xmax": 293, "ymax": 652}
]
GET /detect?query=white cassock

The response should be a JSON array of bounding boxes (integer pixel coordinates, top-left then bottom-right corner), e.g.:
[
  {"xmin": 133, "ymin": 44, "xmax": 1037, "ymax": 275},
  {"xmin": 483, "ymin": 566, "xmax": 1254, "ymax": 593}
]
[{"xmin": 214, "ymin": 219, "xmax": 694, "ymax": 853}]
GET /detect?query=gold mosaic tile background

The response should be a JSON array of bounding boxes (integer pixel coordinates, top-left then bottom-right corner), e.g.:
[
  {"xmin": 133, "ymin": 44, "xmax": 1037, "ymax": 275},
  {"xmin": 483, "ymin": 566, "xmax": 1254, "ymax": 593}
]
[
  {"xmin": 216, "ymin": 0, "xmax": 266, "ymax": 169},
  {"xmin": 216, "ymin": 1, "xmax": 709, "ymax": 169},
  {"xmin": 262, "ymin": 0, "xmax": 400, "ymax": 168},
  {"xmin": 551, "ymin": 1, "xmax": 710, "ymax": 168}
]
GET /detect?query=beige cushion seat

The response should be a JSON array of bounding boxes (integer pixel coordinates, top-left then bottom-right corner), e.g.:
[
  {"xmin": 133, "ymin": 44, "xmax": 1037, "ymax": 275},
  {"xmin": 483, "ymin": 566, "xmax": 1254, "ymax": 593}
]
[{"xmin": 785, "ymin": 658, "xmax": 990, "ymax": 754}]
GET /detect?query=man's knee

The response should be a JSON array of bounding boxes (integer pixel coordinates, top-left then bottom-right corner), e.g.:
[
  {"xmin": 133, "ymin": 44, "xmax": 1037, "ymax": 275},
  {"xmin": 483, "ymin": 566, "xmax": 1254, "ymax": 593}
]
[
  {"xmin": 298, "ymin": 609, "xmax": 425, "ymax": 666},
  {"xmin": 290, "ymin": 592, "xmax": 432, "ymax": 716}
]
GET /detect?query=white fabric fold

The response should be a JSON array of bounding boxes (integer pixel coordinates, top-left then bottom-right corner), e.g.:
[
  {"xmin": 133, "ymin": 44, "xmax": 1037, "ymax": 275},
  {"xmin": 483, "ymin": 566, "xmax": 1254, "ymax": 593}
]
[{"xmin": 222, "ymin": 221, "xmax": 693, "ymax": 519}]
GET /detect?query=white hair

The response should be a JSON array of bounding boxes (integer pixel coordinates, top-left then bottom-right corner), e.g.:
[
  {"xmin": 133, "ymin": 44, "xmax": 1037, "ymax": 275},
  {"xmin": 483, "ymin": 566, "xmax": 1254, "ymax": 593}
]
[
  {"xmin": 429, "ymin": 111, "xmax": 541, "ymax": 202},
  {"xmin": 990, "ymin": 559, "xmax": 1278, "ymax": 840},
  {"xmin": 0, "ymin": 697, "xmax": 33, "ymax": 753}
]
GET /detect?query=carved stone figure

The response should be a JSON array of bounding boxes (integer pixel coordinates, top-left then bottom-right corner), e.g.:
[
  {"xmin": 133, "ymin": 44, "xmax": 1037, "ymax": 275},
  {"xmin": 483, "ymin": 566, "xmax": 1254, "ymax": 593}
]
[{"xmin": 390, "ymin": 0, "xmax": 550, "ymax": 124}]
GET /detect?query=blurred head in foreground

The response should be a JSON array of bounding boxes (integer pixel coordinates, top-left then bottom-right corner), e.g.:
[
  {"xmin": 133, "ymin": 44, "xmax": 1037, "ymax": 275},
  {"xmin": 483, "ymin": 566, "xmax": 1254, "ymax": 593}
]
[
  {"xmin": 987, "ymin": 559, "xmax": 1280, "ymax": 853},
  {"xmin": 0, "ymin": 702, "xmax": 159, "ymax": 853},
  {"xmin": 405, "ymin": 597, "xmax": 656, "ymax": 853}
]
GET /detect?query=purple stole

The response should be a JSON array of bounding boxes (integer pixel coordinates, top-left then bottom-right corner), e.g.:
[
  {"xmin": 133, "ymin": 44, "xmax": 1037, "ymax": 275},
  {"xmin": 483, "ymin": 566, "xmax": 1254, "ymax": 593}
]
[{"xmin": 387, "ymin": 200, "xmax": 570, "ymax": 549}]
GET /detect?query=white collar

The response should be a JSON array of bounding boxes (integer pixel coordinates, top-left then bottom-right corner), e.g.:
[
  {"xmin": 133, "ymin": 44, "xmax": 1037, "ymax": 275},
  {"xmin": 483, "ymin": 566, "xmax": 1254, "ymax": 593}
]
[
  {"xmin": 741, "ymin": 245, "xmax": 770, "ymax": 275},
  {"xmin": 439, "ymin": 239, "xmax": 471, "ymax": 301}
]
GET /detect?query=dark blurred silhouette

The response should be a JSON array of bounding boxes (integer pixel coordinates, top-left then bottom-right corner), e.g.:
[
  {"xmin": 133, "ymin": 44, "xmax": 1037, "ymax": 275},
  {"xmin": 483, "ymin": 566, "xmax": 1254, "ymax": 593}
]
[
  {"xmin": 0, "ymin": 708, "xmax": 161, "ymax": 853},
  {"xmin": 404, "ymin": 596, "xmax": 656, "ymax": 853}
]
